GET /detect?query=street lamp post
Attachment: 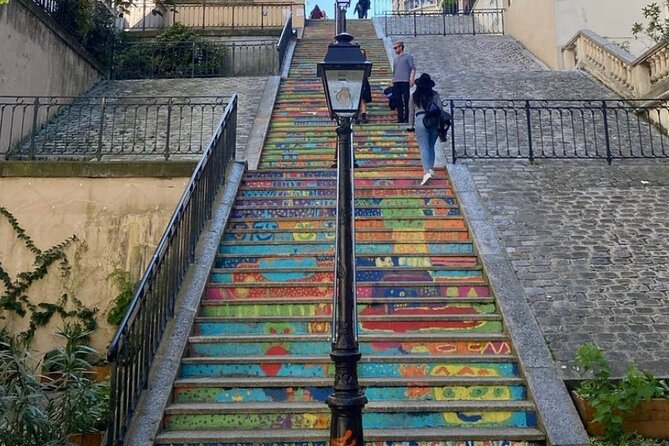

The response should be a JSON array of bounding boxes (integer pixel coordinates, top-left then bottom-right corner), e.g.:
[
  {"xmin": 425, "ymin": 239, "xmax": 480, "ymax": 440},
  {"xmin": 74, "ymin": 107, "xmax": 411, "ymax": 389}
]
[
  {"xmin": 317, "ymin": 32, "xmax": 372, "ymax": 446},
  {"xmin": 335, "ymin": 0, "xmax": 350, "ymax": 34}
]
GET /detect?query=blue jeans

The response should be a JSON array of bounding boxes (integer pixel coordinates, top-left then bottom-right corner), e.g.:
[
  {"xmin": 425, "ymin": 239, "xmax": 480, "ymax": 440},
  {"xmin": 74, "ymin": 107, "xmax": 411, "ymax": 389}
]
[{"xmin": 415, "ymin": 116, "xmax": 438, "ymax": 173}]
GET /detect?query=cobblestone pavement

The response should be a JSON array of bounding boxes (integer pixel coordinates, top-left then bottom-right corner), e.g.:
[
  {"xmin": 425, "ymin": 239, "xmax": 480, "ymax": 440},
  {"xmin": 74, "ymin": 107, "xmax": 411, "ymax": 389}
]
[
  {"xmin": 87, "ymin": 78, "xmax": 268, "ymax": 161},
  {"xmin": 396, "ymin": 34, "xmax": 669, "ymax": 378},
  {"xmin": 466, "ymin": 160, "xmax": 669, "ymax": 378},
  {"xmin": 12, "ymin": 78, "xmax": 267, "ymax": 161}
]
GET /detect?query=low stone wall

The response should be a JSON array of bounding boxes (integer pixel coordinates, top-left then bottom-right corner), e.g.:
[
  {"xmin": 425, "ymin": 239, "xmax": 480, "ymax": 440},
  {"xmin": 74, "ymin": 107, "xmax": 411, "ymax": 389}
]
[{"xmin": 0, "ymin": 175, "xmax": 187, "ymax": 358}]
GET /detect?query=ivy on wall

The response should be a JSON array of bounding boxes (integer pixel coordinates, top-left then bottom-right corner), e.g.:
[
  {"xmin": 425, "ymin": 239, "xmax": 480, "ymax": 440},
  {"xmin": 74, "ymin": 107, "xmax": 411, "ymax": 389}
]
[{"xmin": 0, "ymin": 206, "xmax": 98, "ymax": 343}]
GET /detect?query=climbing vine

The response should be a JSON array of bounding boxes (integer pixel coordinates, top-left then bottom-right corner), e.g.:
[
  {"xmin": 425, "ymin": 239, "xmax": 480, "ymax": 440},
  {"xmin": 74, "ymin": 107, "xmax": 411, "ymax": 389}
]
[{"xmin": 0, "ymin": 206, "xmax": 97, "ymax": 343}]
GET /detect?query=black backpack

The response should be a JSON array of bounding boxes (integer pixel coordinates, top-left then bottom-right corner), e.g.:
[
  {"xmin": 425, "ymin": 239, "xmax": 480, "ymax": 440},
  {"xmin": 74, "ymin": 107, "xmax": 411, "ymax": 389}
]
[{"xmin": 423, "ymin": 102, "xmax": 441, "ymax": 129}]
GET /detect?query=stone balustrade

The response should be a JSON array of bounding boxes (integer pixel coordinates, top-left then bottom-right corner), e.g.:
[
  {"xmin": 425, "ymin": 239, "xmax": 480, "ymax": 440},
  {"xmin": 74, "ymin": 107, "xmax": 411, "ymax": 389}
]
[{"xmin": 563, "ymin": 29, "xmax": 669, "ymax": 103}]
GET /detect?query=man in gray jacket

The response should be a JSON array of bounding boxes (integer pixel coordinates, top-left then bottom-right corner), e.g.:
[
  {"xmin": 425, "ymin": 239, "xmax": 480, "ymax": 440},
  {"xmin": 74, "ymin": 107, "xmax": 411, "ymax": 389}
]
[{"xmin": 392, "ymin": 40, "xmax": 416, "ymax": 123}]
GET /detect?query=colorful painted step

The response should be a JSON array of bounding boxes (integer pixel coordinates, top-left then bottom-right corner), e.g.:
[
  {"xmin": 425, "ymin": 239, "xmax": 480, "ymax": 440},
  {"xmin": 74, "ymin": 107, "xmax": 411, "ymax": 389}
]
[{"xmin": 152, "ymin": 18, "xmax": 545, "ymax": 446}]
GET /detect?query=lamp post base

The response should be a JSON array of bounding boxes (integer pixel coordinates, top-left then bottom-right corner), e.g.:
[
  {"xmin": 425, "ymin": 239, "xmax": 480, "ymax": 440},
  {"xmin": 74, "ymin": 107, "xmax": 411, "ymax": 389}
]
[{"xmin": 327, "ymin": 351, "xmax": 367, "ymax": 445}]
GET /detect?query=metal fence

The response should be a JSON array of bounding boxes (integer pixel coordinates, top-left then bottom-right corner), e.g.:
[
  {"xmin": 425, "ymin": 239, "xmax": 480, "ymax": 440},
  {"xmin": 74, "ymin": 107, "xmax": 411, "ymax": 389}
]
[
  {"xmin": 382, "ymin": 9, "xmax": 504, "ymax": 36},
  {"xmin": 110, "ymin": 40, "xmax": 279, "ymax": 79},
  {"xmin": 445, "ymin": 99, "xmax": 669, "ymax": 164},
  {"xmin": 277, "ymin": 12, "xmax": 294, "ymax": 71},
  {"xmin": 106, "ymin": 95, "xmax": 237, "ymax": 446},
  {"xmin": 122, "ymin": 1, "xmax": 296, "ymax": 31},
  {"xmin": 1, "ymin": 96, "xmax": 228, "ymax": 160}
]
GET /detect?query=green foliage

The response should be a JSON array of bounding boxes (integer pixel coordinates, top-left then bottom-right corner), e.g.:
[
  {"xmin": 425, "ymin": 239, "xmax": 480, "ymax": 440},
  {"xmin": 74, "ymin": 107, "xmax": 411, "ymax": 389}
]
[
  {"xmin": 53, "ymin": 0, "xmax": 95, "ymax": 40},
  {"xmin": 440, "ymin": 0, "xmax": 458, "ymax": 13},
  {"xmin": 0, "ymin": 0, "xmax": 9, "ymax": 5},
  {"xmin": 0, "ymin": 206, "xmax": 97, "ymax": 344},
  {"xmin": 112, "ymin": 24, "xmax": 228, "ymax": 79},
  {"xmin": 84, "ymin": 2, "xmax": 122, "ymax": 65},
  {"xmin": 106, "ymin": 269, "xmax": 137, "ymax": 326},
  {"xmin": 0, "ymin": 326, "xmax": 109, "ymax": 445},
  {"xmin": 575, "ymin": 343, "xmax": 669, "ymax": 441},
  {"xmin": 591, "ymin": 436, "xmax": 669, "ymax": 446},
  {"xmin": 632, "ymin": 1, "xmax": 669, "ymax": 43}
]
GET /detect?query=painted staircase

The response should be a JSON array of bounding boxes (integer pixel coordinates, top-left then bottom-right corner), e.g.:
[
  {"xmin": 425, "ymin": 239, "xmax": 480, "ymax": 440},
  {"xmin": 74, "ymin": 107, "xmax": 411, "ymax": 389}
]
[{"xmin": 153, "ymin": 19, "xmax": 546, "ymax": 445}]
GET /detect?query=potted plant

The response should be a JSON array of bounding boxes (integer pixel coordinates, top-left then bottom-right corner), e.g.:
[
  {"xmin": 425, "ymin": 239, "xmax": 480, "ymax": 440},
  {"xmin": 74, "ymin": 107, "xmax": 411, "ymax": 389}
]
[
  {"xmin": 1, "ymin": 325, "xmax": 109, "ymax": 446},
  {"xmin": 572, "ymin": 343, "xmax": 669, "ymax": 440}
]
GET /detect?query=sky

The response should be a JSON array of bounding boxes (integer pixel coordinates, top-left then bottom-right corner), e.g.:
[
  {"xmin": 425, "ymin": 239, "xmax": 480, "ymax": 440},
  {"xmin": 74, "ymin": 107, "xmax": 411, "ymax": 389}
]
[{"xmin": 306, "ymin": 0, "xmax": 391, "ymax": 21}]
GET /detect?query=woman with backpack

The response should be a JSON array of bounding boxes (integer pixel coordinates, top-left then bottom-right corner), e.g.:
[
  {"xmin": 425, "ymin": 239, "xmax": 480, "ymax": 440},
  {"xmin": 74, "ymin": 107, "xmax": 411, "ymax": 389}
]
[{"xmin": 407, "ymin": 73, "xmax": 444, "ymax": 185}]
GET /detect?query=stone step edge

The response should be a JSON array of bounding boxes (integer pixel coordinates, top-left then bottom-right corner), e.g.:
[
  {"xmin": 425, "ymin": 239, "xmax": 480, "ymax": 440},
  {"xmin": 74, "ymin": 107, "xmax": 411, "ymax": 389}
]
[
  {"xmin": 214, "ymin": 252, "xmax": 473, "ymax": 259},
  {"xmin": 199, "ymin": 297, "xmax": 496, "ymax": 305},
  {"xmin": 223, "ymin": 228, "xmax": 468, "ymax": 234},
  {"xmin": 193, "ymin": 314, "xmax": 502, "ymax": 323},
  {"xmin": 154, "ymin": 426, "xmax": 545, "ymax": 443},
  {"xmin": 163, "ymin": 399, "xmax": 536, "ymax": 414},
  {"xmin": 205, "ymin": 280, "xmax": 488, "ymax": 288},
  {"xmin": 226, "ymin": 216, "xmax": 464, "ymax": 223},
  {"xmin": 180, "ymin": 354, "xmax": 516, "ymax": 365},
  {"xmin": 209, "ymin": 265, "xmax": 482, "ymax": 273},
  {"xmin": 230, "ymin": 204, "xmax": 459, "ymax": 210},
  {"xmin": 217, "ymin": 240, "xmax": 473, "ymax": 247},
  {"xmin": 173, "ymin": 375, "xmax": 523, "ymax": 388},
  {"xmin": 187, "ymin": 332, "xmax": 508, "ymax": 343}
]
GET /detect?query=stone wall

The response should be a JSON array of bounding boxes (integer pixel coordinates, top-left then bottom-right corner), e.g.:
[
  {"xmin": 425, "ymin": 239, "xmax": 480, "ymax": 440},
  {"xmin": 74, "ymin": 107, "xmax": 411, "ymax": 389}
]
[
  {"xmin": 0, "ymin": 176, "xmax": 186, "ymax": 358},
  {"xmin": 0, "ymin": 0, "xmax": 103, "ymax": 155},
  {"xmin": 504, "ymin": 0, "xmax": 658, "ymax": 69}
]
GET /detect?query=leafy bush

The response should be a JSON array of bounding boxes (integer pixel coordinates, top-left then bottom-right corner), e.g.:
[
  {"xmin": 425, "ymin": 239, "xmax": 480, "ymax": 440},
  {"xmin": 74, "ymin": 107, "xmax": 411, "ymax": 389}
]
[
  {"xmin": 632, "ymin": 1, "xmax": 669, "ymax": 43},
  {"xmin": 112, "ymin": 24, "xmax": 228, "ymax": 79},
  {"xmin": 106, "ymin": 269, "xmax": 137, "ymax": 326},
  {"xmin": 0, "ymin": 325, "xmax": 109, "ymax": 445},
  {"xmin": 575, "ymin": 343, "xmax": 669, "ymax": 440}
]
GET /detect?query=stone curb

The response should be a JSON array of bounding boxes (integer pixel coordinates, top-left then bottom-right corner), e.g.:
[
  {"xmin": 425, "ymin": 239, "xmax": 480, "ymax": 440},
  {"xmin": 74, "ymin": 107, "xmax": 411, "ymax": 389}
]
[
  {"xmin": 447, "ymin": 163, "xmax": 590, "ymax": 446},
  {"xmin": 244, "ymin": 76, "xmax": 282, "ymax": 171},
  {"xmin": 123, "ymin": 161, "xmax": 246, "ymax": 445}
]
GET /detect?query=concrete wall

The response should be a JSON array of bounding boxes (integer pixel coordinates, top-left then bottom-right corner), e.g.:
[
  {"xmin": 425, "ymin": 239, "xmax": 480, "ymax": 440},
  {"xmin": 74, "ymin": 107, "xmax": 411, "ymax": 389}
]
[
  {"xmin": 0, "ymin": 177, "xmax": 186, "ymax": 358},
  {"xmin": 505, "ymin": 0, "xmax": 659, "ymax": 69},
  {"xmin": 0, "ymin": 0, "xmax": 102, "ymax": 96},
  {"xmin": 0, "ymin": 0, "xmax": 103, "ymax": 155},
  {"xmin": 503, "ymin": 0, "xmax": 557, "ymax": 68},
  {"xmin": 553, "ymin": 0, "xmax": 657, "ymax": 59}
]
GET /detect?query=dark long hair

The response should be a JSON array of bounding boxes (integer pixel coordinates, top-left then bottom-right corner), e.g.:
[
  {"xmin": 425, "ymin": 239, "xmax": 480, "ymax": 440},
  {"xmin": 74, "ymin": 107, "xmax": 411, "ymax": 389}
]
[{"xmin": 412, "ymin": 85, "xmax": 435, "ymax": 110}]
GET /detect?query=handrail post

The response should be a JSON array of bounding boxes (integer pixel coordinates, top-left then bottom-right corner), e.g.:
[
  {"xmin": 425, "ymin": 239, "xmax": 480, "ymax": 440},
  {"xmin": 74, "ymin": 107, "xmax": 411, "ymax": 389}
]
[
  {"xmin": 97, "ymin": 97, "xmax": 106, "ymax": 160},
  {"xmin": 602, "ymin": 100, "xmax": 612, "ymax": 164},
  {"xmin": 29, "ymin": 97, "xmax": 39, "ymax": 160},
  {"xmin": 450, "ymin": 99, "xmax": 456, "ymax": 164},
  {"xmin": 192, "ymin": 42, "xmax": 196, "ymax": 77},
  {"xmin": 525, "ymin": 100, "xmax": 534, "ymax": 162},
  {"xmin": 202, "ymin": 0, "xmax": 206, "ymax": 29},
  {"xmin": 472, "ymin": 10, "xmax": 476, "ymax": 35},
  {"xmin": 165, "ymin": 102, "xmax": 172, "ymax": 160},
  {"xmin": 413, "ymin": 11, "xmax": 417, "ymax": 36}
]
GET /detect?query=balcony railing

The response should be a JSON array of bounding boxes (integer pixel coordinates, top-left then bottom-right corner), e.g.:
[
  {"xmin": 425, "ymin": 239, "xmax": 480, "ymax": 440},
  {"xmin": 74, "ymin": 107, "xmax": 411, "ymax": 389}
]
[
  {"xmin": 381, "ymin": 8, "xmax": 504, "ymax": 36},
  {"xmin": 122, "ymin": 1, "xmax": 299, "ymax": 31}
]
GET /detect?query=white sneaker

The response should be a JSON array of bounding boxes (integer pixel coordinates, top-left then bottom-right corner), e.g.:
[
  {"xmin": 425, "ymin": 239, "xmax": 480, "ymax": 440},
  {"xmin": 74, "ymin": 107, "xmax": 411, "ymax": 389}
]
[
  {"xmin": 420, "ymin": 171, "xmax": 432, "ymax": 186},
  {"xmin": 428, "ymin": 169, "xmax": 435, "ymax": 177}
]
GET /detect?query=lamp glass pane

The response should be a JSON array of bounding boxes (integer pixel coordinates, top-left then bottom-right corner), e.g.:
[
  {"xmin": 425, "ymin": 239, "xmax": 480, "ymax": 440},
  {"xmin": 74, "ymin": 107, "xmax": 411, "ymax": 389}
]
[{"xmin": 324, "ymin": 69, "xmax": 364, "ymax": 116}]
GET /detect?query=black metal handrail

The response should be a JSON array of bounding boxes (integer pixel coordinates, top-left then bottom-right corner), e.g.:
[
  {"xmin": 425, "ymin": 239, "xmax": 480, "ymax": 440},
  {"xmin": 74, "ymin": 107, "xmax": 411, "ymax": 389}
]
[
  {"xmin": 105, "ymin": 94, "xmax": 237, "ymax": 446},
  {"xmin": 1, "ymin": 95, "xmax": 228, "ymax": 160},
  {"xmin": 444, "ymin": 98, "xmax": 669, "ymax": 164},
  {"xmin": 382, "ymin": 8, "xmax": 504, "ymax": 36},
  {"xmin": 122, "ymin": 1, "xmax": 299, "ymax": 31},
  {"xmin": 110, "ymin": 40, "xmax": 279, "ymax": 79},
  {"xmin": 276, "ymin": 11, "xmax": 294, "ymax": 71}
]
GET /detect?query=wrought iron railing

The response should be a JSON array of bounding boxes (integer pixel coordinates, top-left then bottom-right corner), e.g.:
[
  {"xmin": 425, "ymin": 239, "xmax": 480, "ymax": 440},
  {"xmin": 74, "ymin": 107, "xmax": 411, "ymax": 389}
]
[
  {"xmin": 105, "ymin": 95, "xmax": 237, "ymax": 446},
  {"xmin": 122, "ymin": 1, "xmax": 297, "ymax": 31},
  {"xmin": 277, "ymin": 12, "xmax": 294, "ymax": 71},
  {"xmin": 1, "ymin": 95, "xmax": 228, "ymax": 160},
  {"xmin": 382, "ymin": 9, "xmax": 504, "ymax": 36},
  {"xmin": 110, "ymin": 41, "xmax": 279, "ymax": 79},
  {"xmin": 445, "ymin": 99, "xmax": 669, "ymax": 164}
]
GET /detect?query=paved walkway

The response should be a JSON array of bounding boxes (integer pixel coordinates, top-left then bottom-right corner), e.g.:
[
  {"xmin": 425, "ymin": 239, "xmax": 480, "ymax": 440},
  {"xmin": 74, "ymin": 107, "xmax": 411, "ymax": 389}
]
[
  {"xmin": 89, "ymin": 78, "xmax": 268, "ymax": 161},
  {"xmin": 401, "ymin": 34, "xmax": 669, "ymax": 378}
]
